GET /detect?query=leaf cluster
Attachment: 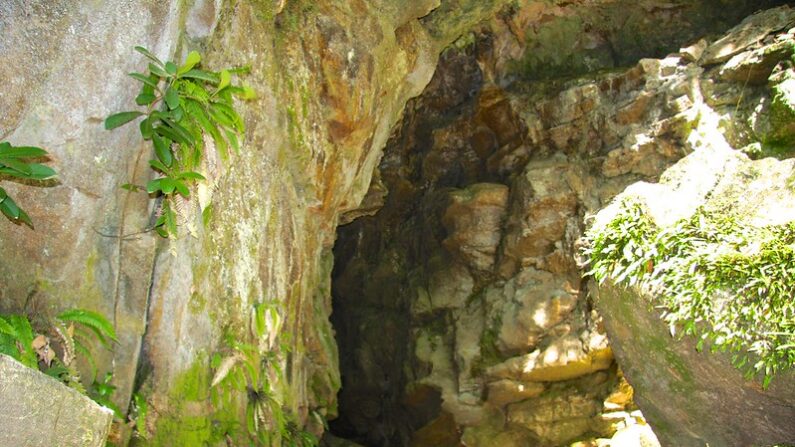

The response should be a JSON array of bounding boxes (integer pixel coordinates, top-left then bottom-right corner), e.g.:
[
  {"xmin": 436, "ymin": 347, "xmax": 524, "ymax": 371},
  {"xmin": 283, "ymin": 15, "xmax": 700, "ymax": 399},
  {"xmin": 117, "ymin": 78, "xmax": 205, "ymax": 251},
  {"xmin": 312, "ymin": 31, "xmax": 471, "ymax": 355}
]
[
  {"xmin": 0, "ymin": 309, "xmax": 117, "ymax": 403},
  {"xmin": 106, "ymin": 47, "xmax": 254, "ymax": 237},
  {"xmin": 0, "ymin": 142, "xmax": 56, "ymax": 227},
  {"xmin": 208, "ymin": 303, "xmax": 314, "ymax": 446},
  {"xmin": 583, "ymin": 201, "xmax": 795, "ymax": 388}
]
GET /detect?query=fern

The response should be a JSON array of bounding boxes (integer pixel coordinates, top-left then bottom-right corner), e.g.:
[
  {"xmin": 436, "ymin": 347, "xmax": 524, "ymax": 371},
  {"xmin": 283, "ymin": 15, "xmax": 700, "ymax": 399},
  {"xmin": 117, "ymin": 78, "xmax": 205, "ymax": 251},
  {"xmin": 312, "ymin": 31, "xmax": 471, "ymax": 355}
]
[
  {"xmin": 58, "ymin": 308, "xmax": 117, "ymax": 344},
  {"xmin": 0, "ymin": 315, "xmax": 37, "ymax": 368}
]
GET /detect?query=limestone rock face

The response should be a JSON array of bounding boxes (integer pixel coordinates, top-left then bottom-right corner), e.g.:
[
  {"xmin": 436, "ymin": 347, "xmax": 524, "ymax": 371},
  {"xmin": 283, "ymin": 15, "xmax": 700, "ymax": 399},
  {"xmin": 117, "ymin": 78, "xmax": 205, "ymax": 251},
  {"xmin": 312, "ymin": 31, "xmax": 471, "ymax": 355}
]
[
  {"xmin": 0, "ymin": 354, "xmax": 114, "ymax": 447},
  {"xmin": 587, "ymin": 7, "xmax": 795, "ymax": 446},
  {"xmin": 2, "ymin": 0, "xmax": 794, "ymax": 445},
  {"xmin": 0, "ymin": 0, "xmax": 516, "ymax": 443},
  {"xmin": 331, "ymin": 3, "xmax": 795, "ymax": 447}
]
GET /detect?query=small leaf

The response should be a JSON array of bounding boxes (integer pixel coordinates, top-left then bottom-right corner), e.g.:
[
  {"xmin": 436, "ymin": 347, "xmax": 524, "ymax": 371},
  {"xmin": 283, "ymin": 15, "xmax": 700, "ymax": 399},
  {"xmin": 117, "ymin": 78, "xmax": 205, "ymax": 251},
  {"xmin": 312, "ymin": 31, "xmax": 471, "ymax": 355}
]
[
  {"xmin": 217, "ymin": 69, "xmax": 231, "ymax": 92},
  {"xmin": 165, "ymin": 61, "xmax": 178, "ymax": 76},
  {"xmin": 178, "ymin": 51, "xmax": 201, "ymax": 75},
  {"xmin": 121, "ymin": 183, "xmax": 142, "ymax": 192},
  {"xmin": 154, "ymin": 124, "xmax": 191, "ymax": 147},
  {"xmin": 763, "ymin": 374, "xmax": 773, "ymax": 389},
  {"xmin": 148, "ymin": 63, "xmax": 170, "ymax": 78},
  {"xmin": 165, "ymin": 203, "xmax": 177, "ymax": 236},
  {"xmin": 128, "ymin": 72, "xmax": 160, "ymax": 89},
  {"xmin": 165, "ymin": 87, "xmax": 180, "ymax": 110},
  {"xmin": 232, "ymin": 85, "xmax": 256, "ymax": 100},
  {"xmin": 147, "ymin": 179, "xmax": 163, "ymax": 194},
  {"xmin": 181, "ymin": 69, "xmax": 219, "ymax": 83},
  {"xmin": 135, "ymin": 93, "xmax": 157, "ymax": 106},
  {"xmin": 148, "ymin": 159, "xmax": 169, "ymax": 174},
  {"xmin": 0, "ymin": 158, "xmax": 32, "ymax": 175},
  {"xmin": 0, "ymin": 145, "xmax": 48, "ymax": 158},
  {"xmin": 105, "ymin": 111, "xmax": 144, "ymax": 130},
  {"xmin": 153, "ymin": 135, "xmax": 173, "ymax": 167},
  {"xmin": 177, "ymin": 171, "xmax": 205, "ymax": 181},
  {"xmin": 159, "ymin": 178, "xmax": 176, "ymax": 194},
  {"xmin": 26, "ymin": 164, "xmax": 56, "ymax": 180},
  {"xmin": 16, "ymin": 209, "xmax": 33, "ymax": 228},
  {"xmin": 211, "ymin": 353, "xmax": 244, "ymax": 387},
  {"xmin": 173, "ymin": 179, "xmax": 190, "ymax": 197},
  {"xmin": 0, "ymin": 196, "xmax": 21, "ymax": 219},
  {"xmin": 134, "ymin": 46, "xmax": 164, "ymax": 67},
  {"xmin": 140, "ymin": 117, "xmax": 154, "ymax": 140}
]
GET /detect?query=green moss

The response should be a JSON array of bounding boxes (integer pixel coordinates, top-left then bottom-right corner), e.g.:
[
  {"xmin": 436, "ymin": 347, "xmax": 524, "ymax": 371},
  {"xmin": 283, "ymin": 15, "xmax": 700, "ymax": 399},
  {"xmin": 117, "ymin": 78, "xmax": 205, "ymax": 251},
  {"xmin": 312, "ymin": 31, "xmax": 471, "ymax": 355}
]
[
  {"xmin": 145, "ymin": 358, "xmax": 214, "ymax": 446},
  {"xmin": 471, "ymin": 316, "xmax": 504, "ymax": 376},
  {"xmin": 765, "ymin": 77, "xmax": 795, "ymax": 148},
  {"xmin": 584, "ymin": 201, "xmax": 795, "ymax": 386}
]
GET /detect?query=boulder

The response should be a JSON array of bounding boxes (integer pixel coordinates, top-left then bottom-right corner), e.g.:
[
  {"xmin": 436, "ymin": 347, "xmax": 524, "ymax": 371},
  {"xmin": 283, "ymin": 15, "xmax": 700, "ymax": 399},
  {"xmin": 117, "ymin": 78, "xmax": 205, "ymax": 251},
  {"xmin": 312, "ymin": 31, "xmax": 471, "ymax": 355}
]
[
  {"xmin": 590, "ymin": 141, "xmax": 795, "ymax": 445},
  {"xmin": 0, "ymin": 354, "xmax": 114, "ymax": 447}
]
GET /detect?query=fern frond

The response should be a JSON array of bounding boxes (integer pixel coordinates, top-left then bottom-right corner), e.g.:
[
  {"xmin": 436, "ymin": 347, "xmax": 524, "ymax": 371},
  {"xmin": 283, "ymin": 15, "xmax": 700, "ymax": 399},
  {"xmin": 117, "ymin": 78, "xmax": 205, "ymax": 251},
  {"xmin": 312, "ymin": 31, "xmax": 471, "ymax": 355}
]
[
  {"xmin": 8, "ymin": 315, "xmax": 37, "ymax": 368},
  {"xmin": 57, "ymin": 309, "xmax": 117, "ymax": 343},
  {"xmin": 74, "ymin": 336, "xmax": 98, "ymax": 382},
  {"xmin": 0, "ymin": 316, "xmax": 17, "ymax": 337}
]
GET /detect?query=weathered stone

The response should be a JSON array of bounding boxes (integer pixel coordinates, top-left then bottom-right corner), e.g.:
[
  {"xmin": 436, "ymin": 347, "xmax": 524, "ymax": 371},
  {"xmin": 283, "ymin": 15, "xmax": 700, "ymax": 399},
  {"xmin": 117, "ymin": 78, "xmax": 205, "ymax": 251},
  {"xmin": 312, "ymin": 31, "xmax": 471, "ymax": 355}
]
[
  {"xmin": 507, "ymin": 386, "xmax": 603, "ymax": 445},
  {"xmin": 0, "ymin": 354, "xmax": 114, "ymax": 447},
  {"xmin": 609, "ymin": 423, "xmax": 661, "ymax": 447},
  {"xmin": 486, "ymin": 268, "xmax": 579, "ymax": 354},
  {"xmin": 442, "ymin": 183, "xmax": 509, "ymax": 272},
  {"xmin": 428, "ymin": 262, "xmax": 474, "ymax": 310},
  {"xmin": 701, "ymin": 5, "xmax": 795, "ymax": 65},
  {"xmin": 718, "ymin": 40, "xmax": 793, "ymax": 84},
  {"xmin": 488, "ymin": 336, "xmax": 613, "ymax": 383},
  {"xmin": 500, "ymin": 155, "xmax": 578, "ymax": 269},
  {"xmin": 678, "ymin": 39, "xmax": 707, "ymax": 63},
  {"xmin": 410, "ymin": 412, "xmax": 460, "ymax": 447},
  {"xmin": 486, "ymin": 379, "xmax": 545, "ymax": 407}
]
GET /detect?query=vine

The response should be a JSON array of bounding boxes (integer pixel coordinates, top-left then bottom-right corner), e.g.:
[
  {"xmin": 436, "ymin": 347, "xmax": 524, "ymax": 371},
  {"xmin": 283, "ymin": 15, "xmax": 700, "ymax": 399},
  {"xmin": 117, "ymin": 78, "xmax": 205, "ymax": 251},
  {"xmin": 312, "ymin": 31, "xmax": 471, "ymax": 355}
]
[
  {"xmin": 583, "ymin": 200, "xmax": 795, "ymax": 388},
  {"xmin": 105, "ymin": 47, "xmax": 254, "ymax": 238}
]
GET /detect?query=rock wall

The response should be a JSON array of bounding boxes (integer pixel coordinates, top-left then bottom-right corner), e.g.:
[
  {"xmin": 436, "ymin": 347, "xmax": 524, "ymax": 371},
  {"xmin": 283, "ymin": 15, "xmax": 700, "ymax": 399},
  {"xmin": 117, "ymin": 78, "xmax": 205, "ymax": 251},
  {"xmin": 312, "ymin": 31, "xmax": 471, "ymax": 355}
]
[
  {"xmin": 0, "ymin": 0, "xmax": 514, "ymax": 443},
  {"xmin": 330, "ymin": 3, "xmax": 795, "ymax": 447},
  {"xmin": 0, "ymin": 0, "xmax": 792, "ymax": 445}
]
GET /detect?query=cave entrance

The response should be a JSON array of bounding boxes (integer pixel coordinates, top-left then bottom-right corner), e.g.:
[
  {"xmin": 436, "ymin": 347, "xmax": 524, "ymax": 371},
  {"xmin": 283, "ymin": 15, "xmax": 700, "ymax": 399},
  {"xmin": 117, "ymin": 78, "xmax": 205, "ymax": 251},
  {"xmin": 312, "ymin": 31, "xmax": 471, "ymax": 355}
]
[
  {"xmin": 324, "ymin": 2, "xmax": 790, "ymax": 445},
  {"xmin": 327, "ymin": 46, "xmax": 488, "ymax": 446}
]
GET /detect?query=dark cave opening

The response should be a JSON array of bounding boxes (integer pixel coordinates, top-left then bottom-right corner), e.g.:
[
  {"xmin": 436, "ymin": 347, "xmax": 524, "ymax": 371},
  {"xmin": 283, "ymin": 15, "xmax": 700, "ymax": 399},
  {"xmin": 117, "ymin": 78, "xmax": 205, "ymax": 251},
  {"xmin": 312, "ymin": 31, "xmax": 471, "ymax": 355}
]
[{"xmin": 327, "ymin": 46, "xmax": 489, "ymax": 446}]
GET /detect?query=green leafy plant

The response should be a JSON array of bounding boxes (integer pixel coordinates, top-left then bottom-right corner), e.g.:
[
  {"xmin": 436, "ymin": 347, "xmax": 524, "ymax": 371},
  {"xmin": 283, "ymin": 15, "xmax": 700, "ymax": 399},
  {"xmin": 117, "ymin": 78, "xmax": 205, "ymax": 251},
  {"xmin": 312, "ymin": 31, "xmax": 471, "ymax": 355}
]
[
  {"xmin": 583, "ymin": 201, "xmax": 795, "ymax": 387},
  {"xmin": 89, "ymin": 372, "xmax": 122, "ymax": 418},
  {"xmin": 208, "ymin": 302, "xmax": 315, "ymax": 446},
  {"xmin": 105, "ymin": 47, "xmax": 254, "ymax": 238},
  {"xmin": 129, "ymin": 392, "xmax": 149, "ymax": 441},
  {"xmin": 0, "ymin": 309, "xmax": 117, "ymax": 397},
  {"xmin": 0, "ymin": 141, "xmax": 56, "ymax": 227}
]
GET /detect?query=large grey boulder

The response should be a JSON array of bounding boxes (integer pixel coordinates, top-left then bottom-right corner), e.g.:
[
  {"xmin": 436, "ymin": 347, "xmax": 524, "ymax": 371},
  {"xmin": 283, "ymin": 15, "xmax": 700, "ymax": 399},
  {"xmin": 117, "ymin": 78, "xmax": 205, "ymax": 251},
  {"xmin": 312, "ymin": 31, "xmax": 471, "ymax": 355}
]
[
  {"xmin": 590, "ymin": 139, "xmax": 795, "ymax": 445},
  {"xmin": 0, "ymin": 354, "xmax": 114, "ymax": 447}
]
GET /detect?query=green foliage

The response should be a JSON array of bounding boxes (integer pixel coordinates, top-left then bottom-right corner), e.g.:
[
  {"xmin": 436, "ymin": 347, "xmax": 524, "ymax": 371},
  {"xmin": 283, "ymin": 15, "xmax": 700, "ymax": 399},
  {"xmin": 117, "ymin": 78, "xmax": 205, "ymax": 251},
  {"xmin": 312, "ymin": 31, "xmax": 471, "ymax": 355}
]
[
  {"xmin": 583, "ymin": 201, "xmax": 795, "ymax": 387},
  {"xmin": 0, "ymin": 141, "xmax": 56, "ymax": 227},
  {"xmin": 89, "ymin": 372, "xmax": 122, "ymax": 418},
  {"xmin": 0, "ymin": 314, "xmax": 38, "ymax": 368},
  {"xmin": 105, "ymin": 47, "xmax": 254, "ymax": 238},
  {"xmin": 0, "ymin": 310, "xmax": 118, "ymax": 403},
  {"xmin": 209, "ymin": 303, "xmax": 316, "ymax": 446},
  {"xmin": 130, "ymin": 392, "xmax": 149, "ymax": 441}
]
